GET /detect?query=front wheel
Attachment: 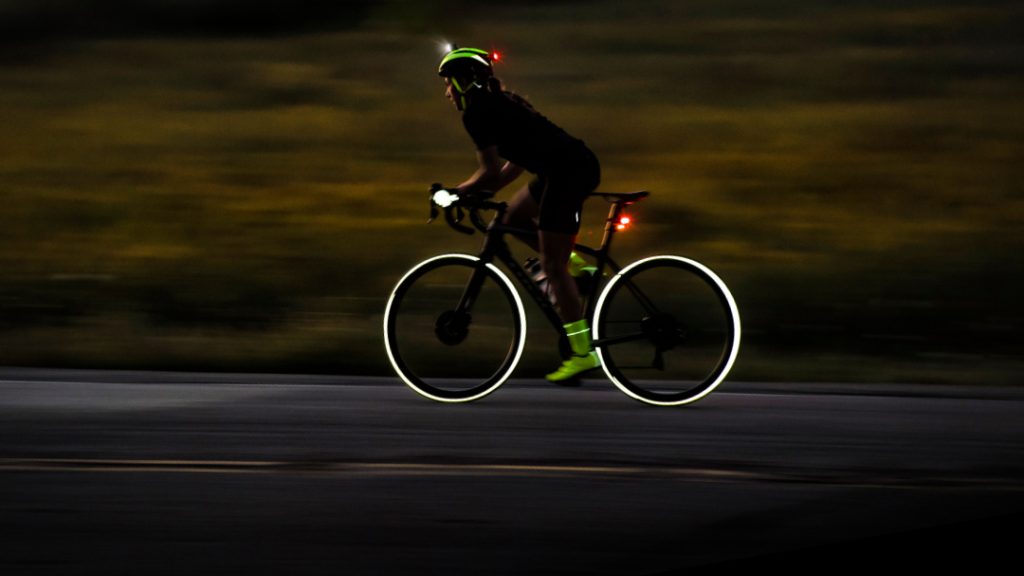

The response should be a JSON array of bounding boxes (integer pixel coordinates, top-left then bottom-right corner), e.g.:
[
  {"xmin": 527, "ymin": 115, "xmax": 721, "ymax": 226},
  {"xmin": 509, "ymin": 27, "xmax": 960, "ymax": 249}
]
[
  {"xmin": 383, "ymin": 254, "xmax": 527, "ymax": 403},
  {"xmin": 593, "ymin": 256, "xmax": 741, "ymax": 406}
]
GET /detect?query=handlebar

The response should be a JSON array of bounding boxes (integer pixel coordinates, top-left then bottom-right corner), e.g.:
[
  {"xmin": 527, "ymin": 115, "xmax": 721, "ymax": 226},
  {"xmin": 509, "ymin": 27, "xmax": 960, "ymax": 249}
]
[{"xmin": 427, "ymin": 183, "xmax": 506, "ymax": 235}]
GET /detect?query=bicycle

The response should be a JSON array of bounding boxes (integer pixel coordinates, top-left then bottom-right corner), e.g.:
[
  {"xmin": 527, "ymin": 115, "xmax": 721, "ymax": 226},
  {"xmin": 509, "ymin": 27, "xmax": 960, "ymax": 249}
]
[{"xmin": 382, "ymin": 184, "xmax": 741, "ymax": 406}]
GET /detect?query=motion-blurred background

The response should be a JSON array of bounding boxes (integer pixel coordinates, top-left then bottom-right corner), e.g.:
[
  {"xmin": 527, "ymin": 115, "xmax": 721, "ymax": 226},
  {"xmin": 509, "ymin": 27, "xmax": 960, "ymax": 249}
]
[{"xmin": 1, "ymin": 0, "xmax": 1020, "ymax": 384}]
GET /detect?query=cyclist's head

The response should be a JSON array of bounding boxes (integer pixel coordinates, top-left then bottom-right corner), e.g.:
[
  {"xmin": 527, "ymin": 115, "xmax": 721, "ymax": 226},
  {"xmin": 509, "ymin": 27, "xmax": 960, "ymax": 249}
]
[{"xmin": 438, "ymin": 46, "xmax": 494, "ymax": 111}]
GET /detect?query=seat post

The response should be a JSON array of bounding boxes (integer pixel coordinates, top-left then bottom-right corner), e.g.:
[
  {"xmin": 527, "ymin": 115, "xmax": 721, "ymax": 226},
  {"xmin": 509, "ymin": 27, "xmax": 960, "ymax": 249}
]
[
  {"xmin": 592, "ymin": 200, "xmax": 626, "ymax": 284},
  {"xmin": 599, "ymin": 200, "xmax": 624, "ymax": 251},
  {"xmin": 588, "ymin": 191, "xmax": 648, "ymax": 281}
]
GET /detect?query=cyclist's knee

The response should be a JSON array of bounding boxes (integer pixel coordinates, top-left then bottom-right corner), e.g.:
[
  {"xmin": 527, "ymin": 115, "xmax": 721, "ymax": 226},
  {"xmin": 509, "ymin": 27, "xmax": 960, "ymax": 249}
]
[
  {"xmin": 503, "ymin": 209, "xmax": 533, "ymax": 229},
  {"xmin": 504, "ymin": 198, "xmax": 537, "ymax": 229}
]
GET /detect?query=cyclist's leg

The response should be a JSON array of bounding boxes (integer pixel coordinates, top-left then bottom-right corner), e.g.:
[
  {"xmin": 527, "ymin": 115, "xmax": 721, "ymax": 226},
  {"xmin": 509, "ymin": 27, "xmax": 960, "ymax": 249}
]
[
  {"xmin": 543, "ymin": 235, "xmax": 599, "ymax": 383},
  {"xmin": 502, "ymin": 180, "xmax": 541, "ymax": 252},
  {"xmin": 505, "ymin": 176, "xmax": 591, "ymax": 279},
  {"xmin": 535, "ymin": 164, "xmax": 594, "ymax": 322},
  {"xmin": 538, "ymin": 230, "xmax": 581, "ymax": 321},
  {"xmin": 537, "ymin": 169, "xmax": 601, "ymax": 382}
]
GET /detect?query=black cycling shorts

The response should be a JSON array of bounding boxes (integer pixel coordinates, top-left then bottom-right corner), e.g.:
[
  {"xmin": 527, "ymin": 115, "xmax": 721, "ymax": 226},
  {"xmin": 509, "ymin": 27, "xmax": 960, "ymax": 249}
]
[{"xmin": 528, "ymin": 146, "xmax": 601, "ymax": 234}]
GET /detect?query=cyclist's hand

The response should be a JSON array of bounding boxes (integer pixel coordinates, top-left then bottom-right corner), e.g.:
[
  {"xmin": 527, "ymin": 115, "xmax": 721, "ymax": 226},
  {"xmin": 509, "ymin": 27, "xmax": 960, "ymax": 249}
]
[
  {"xmin": 456, "ymin": 189, "xmax": 496, "ymax": 210},
  {"xmin": 429, "ymin": 186, "xmax": 460, "ymax": 209}
]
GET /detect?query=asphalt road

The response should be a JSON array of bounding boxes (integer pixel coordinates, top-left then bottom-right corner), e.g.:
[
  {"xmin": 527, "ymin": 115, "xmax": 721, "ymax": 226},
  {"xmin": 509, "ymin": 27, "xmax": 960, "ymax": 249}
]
[{"xmin": 1, "ymin": 369, "xmax": 1021, "ymax": 575}]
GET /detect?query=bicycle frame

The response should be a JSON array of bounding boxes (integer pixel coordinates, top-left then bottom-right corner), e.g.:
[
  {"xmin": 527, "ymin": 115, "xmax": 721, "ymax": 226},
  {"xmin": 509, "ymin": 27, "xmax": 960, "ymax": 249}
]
[{"xmin": 452, "ymin": 196, "xmax": 649, "ymax": 349}]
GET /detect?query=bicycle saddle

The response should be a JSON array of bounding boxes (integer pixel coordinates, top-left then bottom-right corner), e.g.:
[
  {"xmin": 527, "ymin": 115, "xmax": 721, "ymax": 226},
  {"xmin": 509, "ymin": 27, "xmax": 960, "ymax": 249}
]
[{"xmin": 590, "ymin": 191, "xmax": 650, "ymax": 204}]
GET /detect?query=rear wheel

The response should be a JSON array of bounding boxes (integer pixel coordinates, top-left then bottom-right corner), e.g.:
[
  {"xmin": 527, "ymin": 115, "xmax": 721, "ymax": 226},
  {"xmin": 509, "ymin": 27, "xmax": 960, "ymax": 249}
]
[
  {"xmin": 383, "ymin": 254, "xmax": 527, "ymax": 402},
  {"xmin": 593, "ymin": 256, "xmax": 740, "ymax": 406}
]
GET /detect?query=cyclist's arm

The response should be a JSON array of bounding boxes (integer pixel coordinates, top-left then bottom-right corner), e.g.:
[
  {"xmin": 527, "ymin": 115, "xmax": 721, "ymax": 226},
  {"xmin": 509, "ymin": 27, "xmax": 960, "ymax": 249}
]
[{"xmin": 455, "ymin": 146, "xmax": 522, "ymax": 195}]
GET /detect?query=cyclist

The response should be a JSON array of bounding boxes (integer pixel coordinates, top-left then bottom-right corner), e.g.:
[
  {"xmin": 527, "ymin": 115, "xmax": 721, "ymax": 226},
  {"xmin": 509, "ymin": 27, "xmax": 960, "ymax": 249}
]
[{"xmin": 437, "ymin": 46, "xmax": 601, "ymax": 383}]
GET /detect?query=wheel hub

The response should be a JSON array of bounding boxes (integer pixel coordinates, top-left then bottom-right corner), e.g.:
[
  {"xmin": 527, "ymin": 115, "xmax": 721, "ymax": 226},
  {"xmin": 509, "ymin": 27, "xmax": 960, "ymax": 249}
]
[
  {"xmin": 641, "ymin": 313, "xmax": 684, "ymax": 350},
  {"xmin": 435, "ymin": 310, "xmax": 470, "ymax": 345}
]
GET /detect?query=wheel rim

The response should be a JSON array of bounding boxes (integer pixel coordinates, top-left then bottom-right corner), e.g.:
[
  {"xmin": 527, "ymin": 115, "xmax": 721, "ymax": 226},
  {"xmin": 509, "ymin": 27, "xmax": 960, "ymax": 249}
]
[
  {"xmin": 384, "ymin": 254, "xmax": 527, "ymax": 403},
  {"xmin": 593, "ymin": 256, "xmax": 741, "ymax": 406}
]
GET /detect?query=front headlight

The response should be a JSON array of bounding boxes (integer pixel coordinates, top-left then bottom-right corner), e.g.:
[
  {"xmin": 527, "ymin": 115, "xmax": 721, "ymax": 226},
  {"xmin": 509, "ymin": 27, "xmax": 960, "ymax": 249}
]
[{"xmin": 432, "ymin": 189, "xmax": 459, "ymax": 208}]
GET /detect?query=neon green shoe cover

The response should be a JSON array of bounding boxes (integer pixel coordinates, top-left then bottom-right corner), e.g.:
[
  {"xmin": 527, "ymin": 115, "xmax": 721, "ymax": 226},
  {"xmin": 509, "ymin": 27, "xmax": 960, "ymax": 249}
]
[
  {"xmin": 568, "ymin": 252, "xmax": 597, "ymax": 278},
  {"xmin": 546, "ymin": 351, "xmax": 601, "ymax": 382}
]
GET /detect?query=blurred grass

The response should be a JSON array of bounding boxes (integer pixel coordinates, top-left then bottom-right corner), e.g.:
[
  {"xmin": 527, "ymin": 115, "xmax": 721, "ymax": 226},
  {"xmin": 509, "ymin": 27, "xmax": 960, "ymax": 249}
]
[{"xmin": 0, "ymin": 0, "xmax": 1021, "ymax": 384}]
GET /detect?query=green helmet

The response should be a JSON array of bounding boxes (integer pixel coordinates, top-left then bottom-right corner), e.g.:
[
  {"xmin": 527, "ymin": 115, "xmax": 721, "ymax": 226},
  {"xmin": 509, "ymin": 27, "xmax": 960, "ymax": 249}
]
[
  {"xmin": 438, "ymin": 46, "xmax": 494, "ymax": 102},
  {"xmin": 438, "ymin": 47, "xmax": 493, "ymax": 79}
]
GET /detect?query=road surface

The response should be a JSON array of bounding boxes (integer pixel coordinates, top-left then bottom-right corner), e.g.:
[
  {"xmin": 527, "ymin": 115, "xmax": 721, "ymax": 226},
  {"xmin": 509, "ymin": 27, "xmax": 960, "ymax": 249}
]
[{"xmin": 1, "ymin": 369, "xmax": 1021, "ymax": 574}]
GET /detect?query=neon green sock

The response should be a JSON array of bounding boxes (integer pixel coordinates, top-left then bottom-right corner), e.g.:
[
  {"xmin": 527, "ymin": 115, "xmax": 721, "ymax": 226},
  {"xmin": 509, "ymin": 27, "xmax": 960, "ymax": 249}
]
[
  {"xmin": 568, "ymin": 252, "xmax": 595, "ymax": 278},
  {"xmin": 563, "ymin": 319, "xmax": 593, "ymax": 356}
]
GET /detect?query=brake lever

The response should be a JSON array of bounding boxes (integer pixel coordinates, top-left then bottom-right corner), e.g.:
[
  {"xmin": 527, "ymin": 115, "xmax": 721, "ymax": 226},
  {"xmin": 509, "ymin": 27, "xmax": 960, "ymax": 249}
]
[
  {"xmin": 445, "ymin": 206, "xmax": 475, "ymax": 235},
  {"xmin": 428, "ymin": 183, "xmax": 443, "ymax": 223}
]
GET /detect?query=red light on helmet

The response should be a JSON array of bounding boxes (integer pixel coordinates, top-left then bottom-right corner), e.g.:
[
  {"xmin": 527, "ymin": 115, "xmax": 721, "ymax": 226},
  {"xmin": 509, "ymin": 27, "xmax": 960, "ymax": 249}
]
[{"xmin": 490, "ymin": 51, "xmax": 502, "ymax": 62}]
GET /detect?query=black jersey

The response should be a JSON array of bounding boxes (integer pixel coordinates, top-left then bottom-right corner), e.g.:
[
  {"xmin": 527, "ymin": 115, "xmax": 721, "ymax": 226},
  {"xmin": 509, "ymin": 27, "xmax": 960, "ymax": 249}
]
[{"xmin": 462, "ymin": 91, "xmax": 585, "ymax": 176}]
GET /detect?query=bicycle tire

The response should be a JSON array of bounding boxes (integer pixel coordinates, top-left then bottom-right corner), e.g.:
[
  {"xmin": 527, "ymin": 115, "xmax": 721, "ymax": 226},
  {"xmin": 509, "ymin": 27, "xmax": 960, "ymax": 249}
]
[
  {"xmin": 383, "ymin": 254, "xmax": 527, "ymax": 402},
  {"xmin": 593, "ymin": 256, "xmax": 741, "ymax": 406}
]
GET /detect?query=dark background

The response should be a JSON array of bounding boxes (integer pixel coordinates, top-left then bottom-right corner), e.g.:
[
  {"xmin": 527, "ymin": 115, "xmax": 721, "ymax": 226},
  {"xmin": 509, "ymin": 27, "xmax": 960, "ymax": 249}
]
[{"xmin": 1, "ymin": 0, "xmax": 1021, "ymax": 385}]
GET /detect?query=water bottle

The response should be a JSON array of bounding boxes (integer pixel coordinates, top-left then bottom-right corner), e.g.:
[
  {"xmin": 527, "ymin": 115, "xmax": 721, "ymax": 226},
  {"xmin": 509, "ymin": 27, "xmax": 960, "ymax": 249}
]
[{"xmin": 524, "ymin": 257, "xmax": 557, "ymax": 305}]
